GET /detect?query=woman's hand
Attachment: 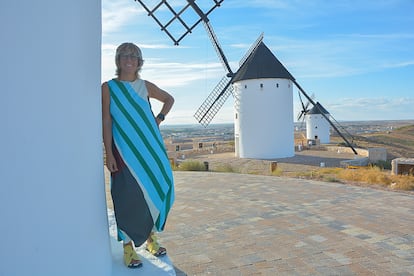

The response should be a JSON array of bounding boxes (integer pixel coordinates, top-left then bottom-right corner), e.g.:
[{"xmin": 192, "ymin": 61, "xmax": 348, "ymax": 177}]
[
  {"xmin": 155, "ymin": 117, "xmax": 162, "ymax": 126},
  {"xmin": 106, "ymin": 153, "xmax": 118, "ymax": 172}
]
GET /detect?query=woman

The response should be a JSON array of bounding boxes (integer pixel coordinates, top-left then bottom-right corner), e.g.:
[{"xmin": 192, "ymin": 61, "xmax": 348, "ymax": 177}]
[{"xmin": 102, "ymin": 42, "xmax": 175, "ymax": 268}]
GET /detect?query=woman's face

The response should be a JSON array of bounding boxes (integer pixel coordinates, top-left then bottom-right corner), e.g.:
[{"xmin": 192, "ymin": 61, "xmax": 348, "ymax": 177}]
[{"xmin": 118, "ymin": 52, "xmax": 140, "ymax": 76}]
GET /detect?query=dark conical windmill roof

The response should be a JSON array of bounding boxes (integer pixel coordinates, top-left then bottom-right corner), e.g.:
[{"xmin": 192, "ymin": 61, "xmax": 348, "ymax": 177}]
[
  {"xmin": 232, "ymin": 41, "xmax": 295, "ymax": 82},
  {"xmin": 308, "ymin": 102, "xmax": 330, "ymax": 115}
]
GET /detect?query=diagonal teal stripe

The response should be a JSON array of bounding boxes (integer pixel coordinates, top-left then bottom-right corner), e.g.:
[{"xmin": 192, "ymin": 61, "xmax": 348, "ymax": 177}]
[
  {"xmin": 156, "ymin": 185, "xmax": 173, "ymax": 231},
  {"xmin": 112, "ymin": 118, "xmax": 166, "ymax": 201},
  {"xmin": 110, "ymin": 88, "xmax": 172, "ymax": 187},
  {"xmin": 112, "ymin": 80, "xmax": 168, "ymax": 159}
]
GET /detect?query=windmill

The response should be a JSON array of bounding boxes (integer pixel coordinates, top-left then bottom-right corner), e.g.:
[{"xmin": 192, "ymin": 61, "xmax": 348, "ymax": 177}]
[
  {"xmin": 305, "ymin": 102, "xmax": 331, "ymax": 144},
  {"xmin": 134, "ymin": 0, "xmax": 358, "ymax": 156}
]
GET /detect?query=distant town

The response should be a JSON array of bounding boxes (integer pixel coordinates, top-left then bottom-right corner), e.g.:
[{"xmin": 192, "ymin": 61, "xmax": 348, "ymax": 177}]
[{"xmin": 160, "ymin": 120, "xmax": 414, "ymax": 141}]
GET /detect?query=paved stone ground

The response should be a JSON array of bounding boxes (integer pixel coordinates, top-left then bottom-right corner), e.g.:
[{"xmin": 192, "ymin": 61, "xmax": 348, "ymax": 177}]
[{"xmin": 160, "ymin": 171, "xmax": 414, "ymax": 276}]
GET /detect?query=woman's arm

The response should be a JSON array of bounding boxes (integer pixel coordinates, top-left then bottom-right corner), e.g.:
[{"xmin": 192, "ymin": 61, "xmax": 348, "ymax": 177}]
[
  {"xmin": 101, "ymin": 82, "xmax": 118, "ymax": 172},
  {"xmin": 146, "ymin": 80, "xmax": 175, "ymax": 125}
]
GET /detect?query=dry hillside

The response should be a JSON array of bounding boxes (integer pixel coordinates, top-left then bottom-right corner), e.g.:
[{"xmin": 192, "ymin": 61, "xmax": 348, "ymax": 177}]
[{"xmin": 332, "ymin": 124, "xmax": 414, "ymax": 160}]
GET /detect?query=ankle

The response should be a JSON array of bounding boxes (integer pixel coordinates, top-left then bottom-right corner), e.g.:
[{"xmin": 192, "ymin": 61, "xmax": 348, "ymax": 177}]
[{"xmin": 124, "ymin": 241, "xmax": 133, "ymax": 247}]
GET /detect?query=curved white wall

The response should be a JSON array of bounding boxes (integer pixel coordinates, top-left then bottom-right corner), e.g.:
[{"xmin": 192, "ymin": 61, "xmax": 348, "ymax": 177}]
[
  {"xmin": 234, "ymin": 78, "xmax": 294, "ymax": 159},
  {"xmin": 0, "ymin": 1, "xmax": 112, "ymax": 275},
  {"xmin": 305, "ymin": 114, "xmax": 331, "ymax": 143}
]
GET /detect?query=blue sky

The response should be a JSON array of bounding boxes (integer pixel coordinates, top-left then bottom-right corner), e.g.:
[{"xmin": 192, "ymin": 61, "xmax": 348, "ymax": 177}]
[{"xmin": 102, "ymin": 0, "xmax": 414, "ymax": 125}]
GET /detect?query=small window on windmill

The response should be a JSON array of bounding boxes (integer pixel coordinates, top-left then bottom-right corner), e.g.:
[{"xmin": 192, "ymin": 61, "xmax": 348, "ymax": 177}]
[
  {"xmin": 244, "ymin": 85, "xmax": 247, "ymax": 89},
  {"xmin": 260, "ymin": 83, "xmax": 263, "ymax": 89},
  {"xmin": 276, "ymin": 83, "xmax": 279, "ymax": 88}
]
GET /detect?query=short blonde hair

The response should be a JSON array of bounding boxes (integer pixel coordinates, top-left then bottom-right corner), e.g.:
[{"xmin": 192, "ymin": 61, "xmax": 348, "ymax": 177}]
[{"xmin": 115, "ymin": 42, "xmax": 144, "ymax": 78}]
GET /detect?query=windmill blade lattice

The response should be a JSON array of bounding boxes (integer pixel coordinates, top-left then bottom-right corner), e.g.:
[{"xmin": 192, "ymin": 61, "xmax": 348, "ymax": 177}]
[
  {"xmin": 195, "ymin": 33, "xmax": 265, "ymax": 127},
  {"xmin": 194, "ymin": 76, "xmax": 234, "ymax": 127},
  {"xmin": 203, "ymin": 20, "xmax": 233, "ymax": 75},
  {"xmin": 134, "ymin": 0, "xmax": 237, "ymax": 127},
  {"xmin": 329, "ymin": 114, "xmax": 355, "ymax": 145},
  {"xmin": 134, "ymin": 0, "xmax": 224, "ymax": 45},
  {"xmin": 239, "ymin": 32, "xmax": 263, "ymax": 68}
]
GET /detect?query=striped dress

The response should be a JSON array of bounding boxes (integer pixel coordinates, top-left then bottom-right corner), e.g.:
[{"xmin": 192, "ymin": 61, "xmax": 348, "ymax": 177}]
[{"xmin": 108, "ymin": 79, "xmax": 174, "ymax": 246}]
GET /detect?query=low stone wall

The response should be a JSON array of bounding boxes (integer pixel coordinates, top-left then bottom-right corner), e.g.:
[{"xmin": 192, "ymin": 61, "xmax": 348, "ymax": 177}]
[
  {"xmin": 340, "ymin": 157, "xmax": 369, "ymax": 168},
  {"xmin": 326, "ymin": 146, "xmax": 387, "ymax": 163},
  {"xmin": 325, "ymin": 146, "xmax": 389, "ymax": 168},
  {"xmin": 326, "ymin": 146, "xmax": 368, "ymax": 156},
  {"xmin": 392, "ymin": 158, "xmax": 414, "ymax": 175}
]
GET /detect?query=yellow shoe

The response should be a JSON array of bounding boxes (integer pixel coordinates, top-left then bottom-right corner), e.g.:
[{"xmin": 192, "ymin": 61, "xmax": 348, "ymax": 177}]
[
  {"xmin": 123, "ymin": 242, "xmax": 142, "ymax": 268},
  {"xmin": 146, "ymin": 234, "xmax": 167, "ymax": 257}
]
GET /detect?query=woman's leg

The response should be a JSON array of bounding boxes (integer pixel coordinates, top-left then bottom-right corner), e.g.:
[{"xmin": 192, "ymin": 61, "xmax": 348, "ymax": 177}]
[
  {"xmin": 146, "ymin": 232, "xmax": 167, "ymax": 257},
  {"xmin": 120, "ymin": 230, "xmax": 142, "ymax": 268}
]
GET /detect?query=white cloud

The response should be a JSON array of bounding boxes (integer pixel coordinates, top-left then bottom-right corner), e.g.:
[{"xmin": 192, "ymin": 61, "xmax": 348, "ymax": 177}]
[
  {"xmin": 262, "ymin": 31, "xmax": 414, "ymax": 79},
  {"xmin": 141, "ymin": 61, "xmax": 223, "ymax": 88},
  {"xmin": 102, "ymin": 1, "xmax": 144, "ymax": 35},
  {"xmin": 326, "ymin": 97, "xmax": 414, "ymax": 120}
]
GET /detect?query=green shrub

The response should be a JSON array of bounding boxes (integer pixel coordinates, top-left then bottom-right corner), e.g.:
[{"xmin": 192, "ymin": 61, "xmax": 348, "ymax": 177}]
[
  {"xmin": 176, "ymin": 160, "xmax": 206, "ymax": 171},
  {"xmin": 372, "ymin": 160, "xmax": 392, "ymax": 170},
  {"xmin": 323, "ymin": 176, "xmax": 341, "ymax": 183},
  {"xmin": 214, "ymin": 163, "xmax": 235, "ymax": 173},
  {"xmin": 271, "ymin": 167, "xmax": 283, "ymax": 176}
]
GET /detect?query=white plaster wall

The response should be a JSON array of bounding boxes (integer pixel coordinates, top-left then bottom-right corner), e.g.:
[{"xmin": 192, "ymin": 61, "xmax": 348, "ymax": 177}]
[
  {"xmin": 306, "ymin": 114, "xmax": 331, "ymax": 143},
  {"xmin": 234, "ymin": 78, "xmax": 294, "ymax": 159},
  {"xmin": 0, "ymin": 1, "xmax": 112, "ymax": 275}
]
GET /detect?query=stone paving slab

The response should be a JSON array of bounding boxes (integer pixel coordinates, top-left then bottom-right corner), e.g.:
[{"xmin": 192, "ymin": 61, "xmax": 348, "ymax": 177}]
[{"xmin": 161, "ymin": 171, "xmax": 414, "ymax": 276}]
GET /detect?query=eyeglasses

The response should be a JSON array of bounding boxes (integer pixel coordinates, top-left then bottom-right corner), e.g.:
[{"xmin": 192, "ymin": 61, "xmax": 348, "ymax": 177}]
[{"xmin": 119, "ymin": 54, "xmax": 140, "ymax": 60}]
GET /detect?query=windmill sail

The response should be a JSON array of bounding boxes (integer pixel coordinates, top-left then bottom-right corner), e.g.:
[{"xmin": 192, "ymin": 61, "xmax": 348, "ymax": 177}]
[
  {"xmin": 134, "ymin": 0, "xmax": 224, "ymax": 45},
  {"xmin": 194, "ymin": 34, "xmax": 267, "ymax": 127},
  {"xmin": 239, "ymin": 33, "xmax": 263, "ymax": 68},
  {"xmin": 330, "ymin": 115, "xmax": 355, "ymax": 146},
  {"xmin": 297, "ymin": 91, "xmax": 314, "ymax": 121},
  {"xmin": 203, "ymin": 20, "xmax": 233, "ymax": 75},
  {"xmin": 194, "ymin": 76, "xmax": 234, "ymax": 127},
  {"xmin": 135, "ymin": 0, "xmax": 233, "ymax": 127}
]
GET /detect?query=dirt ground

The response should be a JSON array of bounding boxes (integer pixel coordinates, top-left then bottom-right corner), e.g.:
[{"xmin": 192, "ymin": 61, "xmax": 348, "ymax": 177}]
[{"xmin": 187, "ymin": 148, "xmax": 359, "ymax": 175}]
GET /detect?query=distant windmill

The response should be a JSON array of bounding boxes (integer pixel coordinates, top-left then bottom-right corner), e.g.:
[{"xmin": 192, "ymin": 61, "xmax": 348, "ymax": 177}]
[
  {"xmin": 134, "ymin": 0, "xmax": 358, "ymax": 156},
  {"xmin": 295, "ymin": 85, "xmax": 357, "ymax": 154},
  {"xmin": 297, "ymin": 92, "xmax": 330, "ymax": 143},
  {"xmin": 305, "ymin": 102, "xmax": 331, "ymax": 144},
  {"xmin": 297, "ymin": 91, "xmax": 356, "ymax": 147}
]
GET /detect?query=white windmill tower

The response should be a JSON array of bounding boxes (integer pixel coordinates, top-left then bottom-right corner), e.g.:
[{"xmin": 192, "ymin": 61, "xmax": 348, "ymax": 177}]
[
  {"xmin": 135, "ymin": 0, "xmax": 359, "ymax": 156},
  {"xmin": 305, "ymin": 102, "xmax": 331, "ymax": 144},
  {"xmin": 232, "ymin": 42, "xmax": 295, "ymax": 158}
]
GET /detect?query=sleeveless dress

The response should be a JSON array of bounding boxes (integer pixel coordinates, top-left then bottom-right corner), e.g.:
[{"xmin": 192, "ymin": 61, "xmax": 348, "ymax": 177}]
[{"xmin": 107, "ymin": 79, "xmax": 174, "ymax": 246}]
